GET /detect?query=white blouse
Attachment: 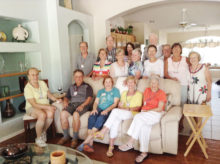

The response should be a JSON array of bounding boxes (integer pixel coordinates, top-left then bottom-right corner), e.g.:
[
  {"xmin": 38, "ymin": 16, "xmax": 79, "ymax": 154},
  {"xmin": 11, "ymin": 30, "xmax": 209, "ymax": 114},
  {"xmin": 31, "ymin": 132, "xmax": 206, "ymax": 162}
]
[
  {"xmin": 110, "ymin": 62, "xmax": 129, "ymax": 78},
  {"xmin": 143, "ymin": 59, "xmax": 164, "ymax": 77}
]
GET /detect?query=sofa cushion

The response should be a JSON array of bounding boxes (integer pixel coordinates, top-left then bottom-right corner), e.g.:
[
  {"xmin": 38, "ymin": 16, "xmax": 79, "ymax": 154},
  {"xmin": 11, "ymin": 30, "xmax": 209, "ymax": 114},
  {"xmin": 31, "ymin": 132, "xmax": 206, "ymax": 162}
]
[{"xmin": 165, "ymin": 93, "xmax": 173, "ymax": 111}]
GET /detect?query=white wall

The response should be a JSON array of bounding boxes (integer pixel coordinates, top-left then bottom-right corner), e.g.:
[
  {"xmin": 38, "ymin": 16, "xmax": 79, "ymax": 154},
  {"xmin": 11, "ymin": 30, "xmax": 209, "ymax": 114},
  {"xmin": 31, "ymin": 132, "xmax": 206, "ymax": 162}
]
[
  {"xmin": 125, "ymin": 22, "xmax": 145, "ymax": 44},
  {"xmin": 46, "ymin": 0, "xmax": 94, "ymax": 91}
]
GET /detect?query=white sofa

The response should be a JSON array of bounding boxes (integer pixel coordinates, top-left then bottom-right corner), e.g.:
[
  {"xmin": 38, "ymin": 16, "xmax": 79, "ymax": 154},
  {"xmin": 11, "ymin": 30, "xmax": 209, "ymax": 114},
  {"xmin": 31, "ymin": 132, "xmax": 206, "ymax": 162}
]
[{"xmin": 54, "ymin": 77, "xmax": 182, "ymax": 155}]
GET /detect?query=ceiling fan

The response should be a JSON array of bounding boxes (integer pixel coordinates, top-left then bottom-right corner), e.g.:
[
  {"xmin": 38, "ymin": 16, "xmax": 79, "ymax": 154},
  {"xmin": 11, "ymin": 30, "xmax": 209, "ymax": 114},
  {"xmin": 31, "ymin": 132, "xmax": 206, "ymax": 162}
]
[{"xmin": 179, "ymin": 8, "xmax": 198, "ymax": 30}]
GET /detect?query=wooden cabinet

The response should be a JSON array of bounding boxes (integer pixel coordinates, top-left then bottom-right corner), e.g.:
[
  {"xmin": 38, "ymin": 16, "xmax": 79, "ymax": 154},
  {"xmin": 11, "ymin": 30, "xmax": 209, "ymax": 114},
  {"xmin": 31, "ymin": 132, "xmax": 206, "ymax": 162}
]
[{"xmin": 111, "ymin": 32, "xmax": 136, "ymax": 49}]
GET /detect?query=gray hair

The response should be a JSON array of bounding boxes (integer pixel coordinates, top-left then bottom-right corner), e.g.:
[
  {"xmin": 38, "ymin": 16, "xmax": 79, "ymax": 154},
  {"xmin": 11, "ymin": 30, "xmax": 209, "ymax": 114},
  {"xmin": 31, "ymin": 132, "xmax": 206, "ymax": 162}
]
[
  {"xmin": 79, "ymin": 41, "xmax": 88, "ymax": 47},
  {"xmin": 149, "ymin": 75, "xmax": 160, "ymax": 83},
  {"xmin": 132, "ymin": 48, "xmax": 142, "ymax": 56},
  {"xmin": 188, "ymin": 51, "xmax": 201, "ymax": 61}
]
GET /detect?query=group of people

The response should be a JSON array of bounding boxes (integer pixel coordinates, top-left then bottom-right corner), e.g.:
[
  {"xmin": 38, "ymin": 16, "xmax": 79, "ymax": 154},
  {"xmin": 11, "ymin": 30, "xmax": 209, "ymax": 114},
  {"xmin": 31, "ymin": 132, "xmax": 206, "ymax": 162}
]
[{"xmin": 24, "ymin": 33, "xmax": 212, "ymax": 164}]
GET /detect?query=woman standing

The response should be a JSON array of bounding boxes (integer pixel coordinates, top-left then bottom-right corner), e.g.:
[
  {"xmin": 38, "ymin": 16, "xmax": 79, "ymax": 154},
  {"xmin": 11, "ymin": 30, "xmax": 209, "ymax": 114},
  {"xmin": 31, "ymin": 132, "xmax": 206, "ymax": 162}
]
[
  {"xmin": 109, "ymin": 49, "xmax": 129, "ymax": 78},
  {"xmin": 94, "ymin": 76, "xmax": 142, "ymax": 157},
  {"xmin": 128, "ymin": 48, "xmax": 143, "ymax": 79},
  {"xmin": 143, "ymin": 45, "xmax": 164, "ymax": 78},
  {"xmin": 24, "ymin": 67, "xmax": 62, "ymax": 147},
  {"xmin": 164, "ymin": 43, "xmax": 189, "ymax": 106},
  {"xmin": 119, "ymin": 75, "xmax": 166, "ymax": 163},
  {"xmin": 77, "ymin": 76, "xmax": 120, "ymax": 152},
  {"xmin": 125, "ymin": 42, "xmax": 135, "ymax": 64},
  {"xmin": 91, "ymin": 48, "xmax": 111, "ymax": 80},
  {"xmin": 188, "ymin": 51, "xmax": 212, "ymax": 104}
]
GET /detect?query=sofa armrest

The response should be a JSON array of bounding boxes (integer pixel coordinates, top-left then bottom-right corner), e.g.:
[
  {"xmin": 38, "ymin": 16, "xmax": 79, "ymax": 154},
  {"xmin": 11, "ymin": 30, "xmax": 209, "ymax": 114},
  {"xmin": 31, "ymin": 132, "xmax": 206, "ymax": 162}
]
[
  {"xmin": 161, "ymin": 106, "xmax": 182, "ymax": 155},
  {"xmin": 161, "ymin": 106, "xmax": 182, "ymax": 123}
]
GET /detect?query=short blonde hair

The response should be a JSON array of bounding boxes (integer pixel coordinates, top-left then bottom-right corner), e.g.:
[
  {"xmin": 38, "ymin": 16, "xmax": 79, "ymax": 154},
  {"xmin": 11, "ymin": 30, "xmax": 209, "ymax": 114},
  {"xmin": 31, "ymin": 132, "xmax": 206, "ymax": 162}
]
[
  {"xmin": 188, "ymin": 51, "xmax": 201, "ymax": 61},
  {"xmin": 125, "ymin": 76, "xmax": 138, "ymax": 85},
  {"xmin": 116, "ymin": 48, "xmax": 125, "ymax": 56},
  {"xmin": 27, "ymin": 67, "xmax": 39, "ymax": 75}
]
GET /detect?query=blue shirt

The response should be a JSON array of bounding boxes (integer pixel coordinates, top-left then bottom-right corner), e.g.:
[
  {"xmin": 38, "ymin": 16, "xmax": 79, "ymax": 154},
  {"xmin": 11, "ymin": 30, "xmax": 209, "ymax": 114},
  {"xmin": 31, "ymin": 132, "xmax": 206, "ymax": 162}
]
[
  {"xmin": 128, "ymin": 61, "xmax": 143, "ymax": 76},
  {"xmin": 97, "ymin": 87, "xmax": 120, "ymax": 110}
]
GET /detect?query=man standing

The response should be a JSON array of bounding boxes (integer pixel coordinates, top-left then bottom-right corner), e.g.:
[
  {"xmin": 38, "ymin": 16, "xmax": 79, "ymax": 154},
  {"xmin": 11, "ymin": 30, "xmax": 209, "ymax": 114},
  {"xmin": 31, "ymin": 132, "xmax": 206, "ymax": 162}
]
[
  {"xmin": 57, "ymin": 69, "xmax": 93, "ymax": 148},
  {"xmin": 106, "ymin": 35, "xmax": 117, "ymax": 63},
  {"xmin": 143, "ymin": 33, "xmax": 162, "ymax": 60},
  {"xmin": 76, "ymin": 42, "xmax": 96, "ymax": 76},
  {"xmin": 161, "ymin": 44, "xmax": 171, "ymax": 61}
]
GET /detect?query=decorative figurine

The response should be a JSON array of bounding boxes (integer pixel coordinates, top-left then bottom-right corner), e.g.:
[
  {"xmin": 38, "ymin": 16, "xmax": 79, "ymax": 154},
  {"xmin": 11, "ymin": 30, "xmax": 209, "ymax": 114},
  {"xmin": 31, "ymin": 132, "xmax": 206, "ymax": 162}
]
[{"xmin": 12, "ymin": 24, "xmax": 29, "ymax": 42}]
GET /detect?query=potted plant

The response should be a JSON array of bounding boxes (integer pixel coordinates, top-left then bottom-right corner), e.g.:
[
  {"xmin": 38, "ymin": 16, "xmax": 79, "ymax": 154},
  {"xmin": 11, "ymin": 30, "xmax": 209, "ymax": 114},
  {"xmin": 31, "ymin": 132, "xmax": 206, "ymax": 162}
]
[
  {"xmin": 127, "ymin": 25, "xmax": 133, "ymax": 35},
  {"xmin": 118, "ymin": 26, "xmax": 123, "ymax": 34}
]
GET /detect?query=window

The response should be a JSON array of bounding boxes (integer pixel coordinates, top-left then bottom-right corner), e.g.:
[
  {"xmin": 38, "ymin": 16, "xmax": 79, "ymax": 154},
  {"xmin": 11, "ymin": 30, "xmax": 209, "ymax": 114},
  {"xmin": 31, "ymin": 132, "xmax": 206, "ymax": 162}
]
[{"xmin": 182, "ymin": 36, "xmax": 220, "ymax": 66}]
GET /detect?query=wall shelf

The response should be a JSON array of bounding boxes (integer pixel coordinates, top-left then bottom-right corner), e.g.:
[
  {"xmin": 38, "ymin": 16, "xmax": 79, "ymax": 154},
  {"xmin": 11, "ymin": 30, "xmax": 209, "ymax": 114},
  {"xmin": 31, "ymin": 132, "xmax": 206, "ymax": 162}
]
[
  {"xmin": 0, "ymin": 42, "xmax": 40, "ymax": 52},
  {"xmin": 0, "ymin": 71, "xmax": 27, "ymax": 78},
  {"xmin": 0, "ymin": 90, "xmax": 23, "ymax": 102}
]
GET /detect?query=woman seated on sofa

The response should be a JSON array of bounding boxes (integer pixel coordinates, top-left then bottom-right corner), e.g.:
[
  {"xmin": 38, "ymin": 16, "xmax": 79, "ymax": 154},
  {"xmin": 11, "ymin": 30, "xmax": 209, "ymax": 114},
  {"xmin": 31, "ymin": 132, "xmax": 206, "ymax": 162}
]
[
  {"xmin": 143, "ymin": 45, "xmax": 164, "ymax": 79},
  {"xmin": 90, "ymin": 48, "xmax": 111, "ymax": 80},
  {"xmin": 24, "ymin": 67, "xmax": 62, "ymax": 147},
  {"xmin": 109, "ymin": 48, "xmax": 129, "ymax": 78},
  {"xmin": 119, "ymin": 75, "xmax": 167, "ymax": 163},
  {"xmin": 94, "ymin": 76, "xmax": 142, "ymax": 157},
  {"xmin": 77, "ymin": 76, "xmax": 120, "ymax": 152},
  {"xmin": 128, "ymin": 48, "xmax": 143, "ymax": 79}
]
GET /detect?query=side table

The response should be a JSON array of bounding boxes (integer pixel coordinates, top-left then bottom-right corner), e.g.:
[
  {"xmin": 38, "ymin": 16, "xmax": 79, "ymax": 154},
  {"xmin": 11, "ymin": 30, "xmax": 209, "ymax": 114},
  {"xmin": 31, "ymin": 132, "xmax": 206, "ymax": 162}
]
[
  {"xmin": 183, "ymin": 104, "xmax": 212, "ymax": 159},
  {"xmin": 52, "ymin": 92, "xmax": 66, "ymax": 99}
]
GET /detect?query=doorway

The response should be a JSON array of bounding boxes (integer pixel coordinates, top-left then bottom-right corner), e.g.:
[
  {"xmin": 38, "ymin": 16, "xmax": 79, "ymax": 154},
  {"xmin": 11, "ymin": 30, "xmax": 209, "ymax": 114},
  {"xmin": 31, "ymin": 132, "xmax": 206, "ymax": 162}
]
[{"xmin": 68, "ymin": 20, "xmax": 85, "ymax": 74}]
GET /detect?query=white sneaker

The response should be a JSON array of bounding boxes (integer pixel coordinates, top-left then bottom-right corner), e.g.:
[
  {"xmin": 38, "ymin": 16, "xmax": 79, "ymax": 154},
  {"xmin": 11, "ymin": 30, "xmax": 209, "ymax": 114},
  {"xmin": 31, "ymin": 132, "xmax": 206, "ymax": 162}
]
[
  {"xmin": 35, "ymin": 138, "xmax": 47, "ymax": 147},
  {"xmin": 41, "ymin": 132, "xmax": 47, "ymax": 142}
]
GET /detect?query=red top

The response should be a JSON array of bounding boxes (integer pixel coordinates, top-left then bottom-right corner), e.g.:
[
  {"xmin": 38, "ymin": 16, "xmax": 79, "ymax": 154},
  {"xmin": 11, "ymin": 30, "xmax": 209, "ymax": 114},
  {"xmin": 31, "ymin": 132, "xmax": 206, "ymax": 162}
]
[{"xmin": 142, "ymin": 88, "xmax": 167, "ymax": 111}]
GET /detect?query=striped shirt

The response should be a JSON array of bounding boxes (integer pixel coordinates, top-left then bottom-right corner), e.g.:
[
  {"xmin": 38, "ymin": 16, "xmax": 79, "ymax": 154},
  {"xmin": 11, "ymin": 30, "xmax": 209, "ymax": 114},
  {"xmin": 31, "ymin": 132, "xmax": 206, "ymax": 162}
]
[
  {"xmin": 93, "ymin": 60, "xmax": 111, "ymax": 76},
  {"xmin": 106, "ymin": 47, "xmax": 117, "ymax": 63}
]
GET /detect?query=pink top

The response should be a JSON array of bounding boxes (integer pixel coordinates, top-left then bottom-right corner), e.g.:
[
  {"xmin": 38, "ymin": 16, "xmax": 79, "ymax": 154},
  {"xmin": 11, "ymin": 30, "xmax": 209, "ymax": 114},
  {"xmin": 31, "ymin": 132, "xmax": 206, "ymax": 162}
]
[{"xmin": 168, "ymin": 56, "xmax": 189, "ymax": 86}]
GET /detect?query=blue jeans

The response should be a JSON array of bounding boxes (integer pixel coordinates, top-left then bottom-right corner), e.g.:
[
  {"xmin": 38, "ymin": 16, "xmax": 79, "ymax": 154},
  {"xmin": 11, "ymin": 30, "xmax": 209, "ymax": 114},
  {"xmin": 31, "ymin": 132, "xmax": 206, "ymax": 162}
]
[{"xmin": 88, "ymin": 107, "xmax": 110, "ymax": 130}]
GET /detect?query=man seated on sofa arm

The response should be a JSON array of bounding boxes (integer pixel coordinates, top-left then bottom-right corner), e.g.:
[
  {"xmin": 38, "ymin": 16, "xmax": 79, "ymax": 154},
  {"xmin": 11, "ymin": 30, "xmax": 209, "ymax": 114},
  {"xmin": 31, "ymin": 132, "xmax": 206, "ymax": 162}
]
[{"xmin": 57, "ymin": 69, "xmax": 93, "ymax": 148}]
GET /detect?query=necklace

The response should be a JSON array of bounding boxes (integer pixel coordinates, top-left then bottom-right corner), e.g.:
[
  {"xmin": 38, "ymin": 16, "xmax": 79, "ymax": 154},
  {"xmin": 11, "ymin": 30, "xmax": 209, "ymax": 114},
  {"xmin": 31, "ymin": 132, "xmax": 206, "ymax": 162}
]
[
  {"xmin": 190, "ymin": 64, "xmax": 201, "ymax": 74},
  {"xmin": 144, "ymin": 89, "xmax": 159, "ymax": 106},
  {"xmin": 30, "ymin": 82, "xmax": 43, "ymax": 99},
  {"xmin": 117, "ymin": 62, "xmax": 126, "ymax": 74},
  {"xmin": 125, "ymin": 91, "xmax": 136, "ymax": 107},
  {"xmin": 171, "ymin": 57, "xmax": 181, "ymax": 74}
]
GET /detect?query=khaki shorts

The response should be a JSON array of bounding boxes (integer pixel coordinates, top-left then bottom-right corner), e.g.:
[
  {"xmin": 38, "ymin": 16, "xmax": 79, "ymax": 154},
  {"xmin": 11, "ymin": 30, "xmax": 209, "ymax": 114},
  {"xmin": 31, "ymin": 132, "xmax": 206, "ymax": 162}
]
[{"xmin": 26, "ymin": 107, "xmax": 35, "ymax": 116}]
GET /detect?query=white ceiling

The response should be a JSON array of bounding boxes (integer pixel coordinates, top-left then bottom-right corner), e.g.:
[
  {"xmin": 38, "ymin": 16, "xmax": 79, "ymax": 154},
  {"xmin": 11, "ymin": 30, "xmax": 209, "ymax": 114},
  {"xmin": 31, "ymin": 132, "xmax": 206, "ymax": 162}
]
[{"xmin": 121, "ymin": 1, "xmax": 220, "ymax": 31}]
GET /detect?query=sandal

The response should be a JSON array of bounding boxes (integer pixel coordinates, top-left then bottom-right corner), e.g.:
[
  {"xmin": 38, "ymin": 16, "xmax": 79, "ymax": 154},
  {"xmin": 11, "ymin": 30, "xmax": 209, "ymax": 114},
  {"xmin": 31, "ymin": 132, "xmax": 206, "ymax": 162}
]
[
  {"xmin": 94, "ymin": 132, "xmax": 104, "ymax": 140},
  {"xmin": 106, "ymin": 146, "xmax": 114, "ymax": 157},
  {"xmin": 83, "ymin": 144, "xmax": 94, "ymax": 153},
  {"xmin": 135, "ymin": 153, "xmax": 149, "ymax": 164},
  {"xmin": 118, "ymin": 143, "xmax": 133, "ymax": 151},
  {"xmin": 77, "ymin": 143, "xmax": 84, "ymax": 152}
]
